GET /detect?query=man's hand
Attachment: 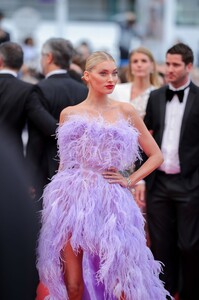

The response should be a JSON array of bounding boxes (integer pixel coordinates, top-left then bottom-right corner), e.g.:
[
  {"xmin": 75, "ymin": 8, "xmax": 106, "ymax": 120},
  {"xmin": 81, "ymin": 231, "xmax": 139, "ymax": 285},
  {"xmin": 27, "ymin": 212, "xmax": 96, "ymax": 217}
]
[{"xmin": 133, "ymin": 182, "xmax": 146, "ymax": 209}]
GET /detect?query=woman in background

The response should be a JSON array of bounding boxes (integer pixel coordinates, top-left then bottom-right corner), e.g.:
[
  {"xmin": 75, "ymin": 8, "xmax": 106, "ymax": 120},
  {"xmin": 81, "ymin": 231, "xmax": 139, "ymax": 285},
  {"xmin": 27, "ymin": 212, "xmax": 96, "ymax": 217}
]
[{"xmin": 111, "ymin": 46, "xmax": 160, "ymax": 119}]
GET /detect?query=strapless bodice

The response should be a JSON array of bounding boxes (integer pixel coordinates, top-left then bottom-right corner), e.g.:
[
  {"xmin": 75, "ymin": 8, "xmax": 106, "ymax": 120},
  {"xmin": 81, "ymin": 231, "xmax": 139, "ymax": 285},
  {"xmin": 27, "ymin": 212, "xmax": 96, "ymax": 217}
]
[{"xmin": 57, "ymin": 114, "xmax": 140, "ymax": 172}]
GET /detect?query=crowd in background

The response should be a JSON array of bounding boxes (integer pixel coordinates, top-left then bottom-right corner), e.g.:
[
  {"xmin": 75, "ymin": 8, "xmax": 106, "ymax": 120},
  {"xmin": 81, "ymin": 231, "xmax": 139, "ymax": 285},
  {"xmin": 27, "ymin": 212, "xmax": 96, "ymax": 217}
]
[{"xmin": 9, "ymin": 35, "xmax": 199, "ymax": 88}]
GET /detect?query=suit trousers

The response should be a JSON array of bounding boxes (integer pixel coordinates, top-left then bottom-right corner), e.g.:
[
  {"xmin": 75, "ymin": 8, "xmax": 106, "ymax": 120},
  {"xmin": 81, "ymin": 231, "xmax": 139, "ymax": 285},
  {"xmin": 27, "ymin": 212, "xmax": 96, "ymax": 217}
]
[{"xmin": 146, "ymin": 171, "xmax": 199, "ymax": 300}]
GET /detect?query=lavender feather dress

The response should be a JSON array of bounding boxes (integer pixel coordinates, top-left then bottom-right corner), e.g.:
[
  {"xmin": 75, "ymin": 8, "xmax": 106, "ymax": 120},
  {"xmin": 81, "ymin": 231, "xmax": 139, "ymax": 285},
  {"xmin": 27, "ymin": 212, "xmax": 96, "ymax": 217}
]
[{"xmin": 37, "ymin": 114, "xmax": 171, "ymax": 300}]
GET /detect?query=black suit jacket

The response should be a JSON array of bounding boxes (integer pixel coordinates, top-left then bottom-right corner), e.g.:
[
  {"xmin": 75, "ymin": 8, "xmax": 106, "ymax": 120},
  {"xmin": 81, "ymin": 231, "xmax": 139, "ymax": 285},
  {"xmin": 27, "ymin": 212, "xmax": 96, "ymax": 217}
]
[
  {"xmin": 0, "ymin": 74, "xmax": 57, "ymax": 162},
  {"xmin": 26, "ymin": 73, "xmax": 88, "ymax": 196},
  {"xmin": 144, "ymin": 82, "xmax": 199, "ymax": 190},
  {"xmin": 0, "ymin": 74, "xmax": 33, "ymax": 161}
]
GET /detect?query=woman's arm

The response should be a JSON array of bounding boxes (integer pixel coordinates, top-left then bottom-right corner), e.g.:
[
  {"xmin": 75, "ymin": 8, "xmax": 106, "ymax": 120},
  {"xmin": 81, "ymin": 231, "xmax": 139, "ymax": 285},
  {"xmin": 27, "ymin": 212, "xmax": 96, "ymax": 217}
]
[
  {"xmin": 126, "ymin": 105, "xmax": 163, "ymax": 188},
  {"xmin": 102, "ymin": 104, "xmax": 163, "ymax": 189}
]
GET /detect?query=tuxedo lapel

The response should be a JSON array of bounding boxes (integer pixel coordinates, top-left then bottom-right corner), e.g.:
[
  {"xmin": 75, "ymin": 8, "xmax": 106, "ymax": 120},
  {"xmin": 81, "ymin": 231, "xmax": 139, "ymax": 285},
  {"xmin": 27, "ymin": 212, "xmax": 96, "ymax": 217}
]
[
  {"xmin": 159, "ymin": 88, "xmax": 167, "ymax": 145},
  {"xmin": 179, "ymin": 85, "xmax": 195, "ymax": 143}
]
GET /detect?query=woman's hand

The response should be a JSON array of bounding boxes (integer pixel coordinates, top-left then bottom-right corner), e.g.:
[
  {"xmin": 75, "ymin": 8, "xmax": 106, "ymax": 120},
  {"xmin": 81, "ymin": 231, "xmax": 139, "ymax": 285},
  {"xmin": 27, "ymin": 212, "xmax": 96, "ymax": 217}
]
[{"xmin": 102, "ymin": 167, "xmax": 130, "ymax": 188}]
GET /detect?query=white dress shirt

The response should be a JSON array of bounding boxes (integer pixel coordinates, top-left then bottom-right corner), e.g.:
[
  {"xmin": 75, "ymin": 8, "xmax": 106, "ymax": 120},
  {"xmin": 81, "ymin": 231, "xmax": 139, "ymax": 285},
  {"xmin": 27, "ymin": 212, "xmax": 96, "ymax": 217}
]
[
  {"xmin": 159, "ymin": 81, "xmax": 190, "ymax": 174},
  {"xmin": 0, "ymin": 69, "xmax": 17, "ymax": 77}
]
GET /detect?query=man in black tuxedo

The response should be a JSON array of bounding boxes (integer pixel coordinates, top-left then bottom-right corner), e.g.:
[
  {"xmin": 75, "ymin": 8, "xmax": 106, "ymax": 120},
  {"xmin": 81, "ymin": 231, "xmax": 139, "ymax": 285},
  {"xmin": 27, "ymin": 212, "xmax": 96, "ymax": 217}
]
[
  {"xmin": 144, "ymin": 43, "xmax": 199, "ymax": 299},
  {"xmin": 0, "ymin": 41, "xmax": 57, "ymax": 165},
  {"xmin": 26, "ymin": 37, "xmax": 88, "ymax": 203}
]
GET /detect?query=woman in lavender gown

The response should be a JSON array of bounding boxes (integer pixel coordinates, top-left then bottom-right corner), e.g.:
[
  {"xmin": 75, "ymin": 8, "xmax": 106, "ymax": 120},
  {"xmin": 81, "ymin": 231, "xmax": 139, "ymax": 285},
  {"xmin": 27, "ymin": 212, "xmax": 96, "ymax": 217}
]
[{"xmin": 37, "ymin": 51, "xmax": 171, "ymax": 300}]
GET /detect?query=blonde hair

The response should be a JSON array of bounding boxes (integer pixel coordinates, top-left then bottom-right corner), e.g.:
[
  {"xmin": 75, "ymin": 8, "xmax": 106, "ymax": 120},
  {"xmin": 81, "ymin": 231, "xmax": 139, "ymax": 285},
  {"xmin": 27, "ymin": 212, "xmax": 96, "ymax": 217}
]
[
  {"xmin": 85, "ymin": 51, "xmax": 115, "ymax": 72},
  {"xmin": 127, "ymin": 47, "xmax": 160, "ymax": 87}
]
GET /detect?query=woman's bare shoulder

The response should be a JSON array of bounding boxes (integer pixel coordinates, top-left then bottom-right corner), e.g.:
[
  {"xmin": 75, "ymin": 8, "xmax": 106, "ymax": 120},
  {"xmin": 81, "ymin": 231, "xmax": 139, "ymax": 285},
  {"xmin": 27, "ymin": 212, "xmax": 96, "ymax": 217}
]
[
  {"xmin": 60, "ymin": 102, "xmax": 87, "ymax": 120},
  {"xmin": 60, "ymin": 106, "xmax": 72, "ymax": 121},
  {"xmin": 109, "ymin": 99, "xmax": 138, "ymax": 123},
  {"xmin": 114, "ymin": 100, "xmax": 136, "ymax": 114},
  {"xmin": 119, "ymin": 101, "xmax": 140, "ymax": 123},
  {"xmin": 60, "ymin": 103, "xmax": 84, "ymax": 123}
]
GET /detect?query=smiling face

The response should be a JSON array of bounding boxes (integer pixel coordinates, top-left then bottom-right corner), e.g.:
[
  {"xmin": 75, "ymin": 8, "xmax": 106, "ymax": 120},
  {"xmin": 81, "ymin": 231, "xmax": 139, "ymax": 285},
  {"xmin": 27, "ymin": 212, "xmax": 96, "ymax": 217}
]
[
  {"xmin": 84, "ymin": 60, "xmax": 118, "ymax": 94},
  {"xmin": 165, "ymin": 53, "xmax": 192, "ymax": 88},
  {"xmin": 130, "ymin": 52, "xmax": 154, "ymax": 79}
]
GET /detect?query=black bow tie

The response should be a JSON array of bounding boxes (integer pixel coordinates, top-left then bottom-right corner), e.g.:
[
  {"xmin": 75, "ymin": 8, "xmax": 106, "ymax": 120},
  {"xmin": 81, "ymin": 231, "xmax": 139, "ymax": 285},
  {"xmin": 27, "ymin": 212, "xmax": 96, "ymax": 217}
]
[{"xmin": 166, "ymin": 88, "xmax": 186, "ymax": 103}]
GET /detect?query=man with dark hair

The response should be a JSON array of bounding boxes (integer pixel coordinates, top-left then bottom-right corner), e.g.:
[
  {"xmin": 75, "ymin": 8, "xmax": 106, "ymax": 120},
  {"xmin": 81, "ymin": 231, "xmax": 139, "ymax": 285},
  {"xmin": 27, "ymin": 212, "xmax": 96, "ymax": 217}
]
[
  {"xmin": 0, "ymin": 40, "xmax": 23, "ymax": 68},
  {"xmin": 0, "ymin": 42, "xmax": 57, "ymax": 299},
  {"xmin": 144, "ymin": 43, "xmax": 199, "ymax": 299},
  {"xmin": 26, "ymin": 37, "xmax": 88, "ymax": 203},
  {"xmin": 0, "ymin": 41, "xmax": 57, "ymax": 164}
]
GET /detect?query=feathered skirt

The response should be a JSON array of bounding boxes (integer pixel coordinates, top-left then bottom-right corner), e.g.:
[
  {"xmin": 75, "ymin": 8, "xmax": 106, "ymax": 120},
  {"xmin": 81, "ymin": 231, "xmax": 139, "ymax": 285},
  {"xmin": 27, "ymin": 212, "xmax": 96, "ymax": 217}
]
[{"xmin": 37, "ymin": 167, "xmax": 171, "ymax": 300}]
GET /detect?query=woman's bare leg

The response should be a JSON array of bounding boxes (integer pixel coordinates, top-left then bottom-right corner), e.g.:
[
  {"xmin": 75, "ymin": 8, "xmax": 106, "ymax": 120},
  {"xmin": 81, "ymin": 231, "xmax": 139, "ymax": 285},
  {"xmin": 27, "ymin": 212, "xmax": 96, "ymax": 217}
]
[
  {"xmin": 61, "ymin": 242, "xmax": 84, "ymax": 300},
  {"xmin": 119, "ymin": 292, "xmax": 126, "ymax": 300}
]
